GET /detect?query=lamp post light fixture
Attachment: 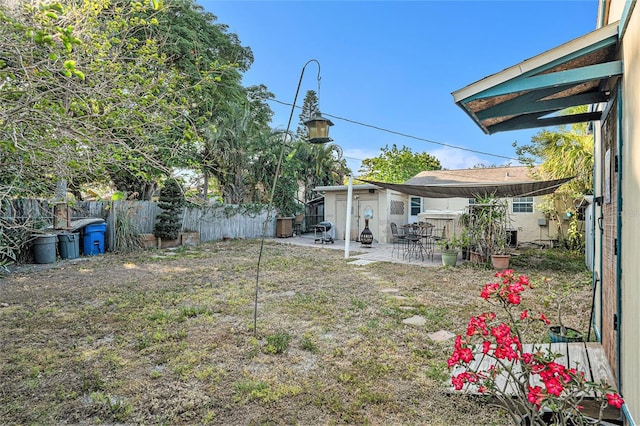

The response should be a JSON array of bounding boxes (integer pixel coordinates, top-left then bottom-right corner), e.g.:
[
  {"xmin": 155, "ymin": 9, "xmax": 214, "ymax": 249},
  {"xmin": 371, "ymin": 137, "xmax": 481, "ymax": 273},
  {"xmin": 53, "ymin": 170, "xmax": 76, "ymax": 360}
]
[
  {"xmin": 254, "ymin": 59, "xmax": 333, "ymax": 335},
  {"xmin": 304, "ymin": 111, "xmax": 334, "ymax": 144}
]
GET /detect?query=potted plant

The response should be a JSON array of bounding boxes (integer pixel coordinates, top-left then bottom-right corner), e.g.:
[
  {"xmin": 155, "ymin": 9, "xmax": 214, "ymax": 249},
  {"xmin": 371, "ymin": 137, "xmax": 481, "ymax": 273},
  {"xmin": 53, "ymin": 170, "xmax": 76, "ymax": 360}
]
[
  {"xmin": 466, "ymin": 196, "xmax": 510, "ymax": 267},
  {"xmin": 543, "ymin": 278, "xmax": 585, "ymax": 343},
  {"xmin": 490, "ymin": 231, "xmax": 511, "ymax": 269},
  {"xmin": 438, "ymin": 236, "xmax": 459, "ymax": 267}
]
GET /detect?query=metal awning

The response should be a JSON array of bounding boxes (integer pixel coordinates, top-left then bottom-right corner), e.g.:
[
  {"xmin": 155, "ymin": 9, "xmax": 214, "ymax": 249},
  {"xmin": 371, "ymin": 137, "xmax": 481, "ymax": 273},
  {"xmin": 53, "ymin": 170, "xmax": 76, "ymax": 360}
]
[
  {"xmin": 452, "ymin": 22, "xmax": 621, "ymax": 134},
  {"xmin": 359, "ymin": 177, "xmax": 573, "ymax": 199}
]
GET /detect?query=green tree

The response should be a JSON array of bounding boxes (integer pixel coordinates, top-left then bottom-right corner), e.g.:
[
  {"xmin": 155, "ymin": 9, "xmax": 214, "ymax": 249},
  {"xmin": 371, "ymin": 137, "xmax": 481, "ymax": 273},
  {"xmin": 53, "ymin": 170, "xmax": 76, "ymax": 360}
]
[
  {"xmin": 291, "ymin": 90, "xmax": 349, "ymax": 203},
  {"xmin": 513, "ymin": 106, "xmax": 593, "ymax": 249},
  {"xmin": 153, "ymin": 179, "xmax": 186, "ymax": 240},
  {"xmin": 358, "ymin": 144, "xmax": 442, "ymax": 183},
  {"xmin": 0, "ymin": 1, "xmax": 206, "ymax": 200},
  {"xmin": 148, "ymin": 0, "xmax": 263, "ymax": 200},
  {"xmin": 295, "ymin": 90, "xmax": 319, "ymax": 140}
]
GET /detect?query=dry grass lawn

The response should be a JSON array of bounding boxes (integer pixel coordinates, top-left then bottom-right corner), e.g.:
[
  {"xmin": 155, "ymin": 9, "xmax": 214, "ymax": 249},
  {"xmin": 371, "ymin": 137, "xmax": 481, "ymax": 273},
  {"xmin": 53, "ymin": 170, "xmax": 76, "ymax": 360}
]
[{"xmin": 0, "ymin": 240, "xmax": 592, "ymax": 425}]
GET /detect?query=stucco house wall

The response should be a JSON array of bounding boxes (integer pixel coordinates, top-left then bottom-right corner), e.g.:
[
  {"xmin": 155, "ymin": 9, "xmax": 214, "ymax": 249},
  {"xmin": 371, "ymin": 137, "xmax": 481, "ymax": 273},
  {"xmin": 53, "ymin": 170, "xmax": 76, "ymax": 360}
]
[
  {"xmin": 420, "ymin": 196, "xmax": 553, "ymax": 245},
  {"xmin": 317, "ymin": 184, "xmax": 401, "ymax": 243},
  {"xmin": 408, "ymin": 167, "xmax": 561, "ymax": 247}
]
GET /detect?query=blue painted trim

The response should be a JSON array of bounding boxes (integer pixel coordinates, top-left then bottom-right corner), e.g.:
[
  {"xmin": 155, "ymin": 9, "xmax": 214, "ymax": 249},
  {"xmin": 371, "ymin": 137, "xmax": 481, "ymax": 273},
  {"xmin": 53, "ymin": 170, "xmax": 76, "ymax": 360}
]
[
  {"xmin": 593, "ymin": 111, "xmax": 603, "ymax": 345},
  {"xmin": 615, "ymin": 82, "xmax": 623, "ymax": 393},
  {"xmin": 469, "ymin": 61, "xmax": 623, "ymax": 100},
  {"xmin": 487, "ymin": 111, "xmax": 601, "ymax": 134},
  {"xmin": 619, "ymin": 0, "xmax": 636, "ymax": 39},
  {"xmin": 514, "ymin": 32, "xmax": 618, "ymax": 77},
  {"xmin": 623, "ymin": 404, "xmax": 636, "ymax": 426},
  {"xmin": 477, "ymin": 88, "xmax": 608, "ymax": 120}
]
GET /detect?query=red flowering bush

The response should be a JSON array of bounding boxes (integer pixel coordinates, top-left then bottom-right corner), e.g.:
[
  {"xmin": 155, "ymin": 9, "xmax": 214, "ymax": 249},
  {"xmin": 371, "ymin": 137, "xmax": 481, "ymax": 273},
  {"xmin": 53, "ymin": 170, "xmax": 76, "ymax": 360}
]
[{"xmin": 448, "ymin": 270, "xmax": 624, "ymax": 425}]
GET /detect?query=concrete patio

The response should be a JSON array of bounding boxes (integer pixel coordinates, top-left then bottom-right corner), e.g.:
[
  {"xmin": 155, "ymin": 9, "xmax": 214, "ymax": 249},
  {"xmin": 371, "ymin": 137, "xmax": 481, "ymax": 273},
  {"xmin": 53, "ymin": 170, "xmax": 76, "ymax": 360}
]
[{"xmin": 271, "ymin": 233, "xmax": 447, "ymax": 267}]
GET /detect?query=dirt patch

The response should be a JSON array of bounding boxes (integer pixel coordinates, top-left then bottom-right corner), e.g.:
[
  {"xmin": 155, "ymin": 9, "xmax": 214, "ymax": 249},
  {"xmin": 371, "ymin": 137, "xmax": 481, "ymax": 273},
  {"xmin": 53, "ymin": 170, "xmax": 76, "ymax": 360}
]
[{"xmin": 0, "ymin": 240, "xmax": 592, "ymax": 425}]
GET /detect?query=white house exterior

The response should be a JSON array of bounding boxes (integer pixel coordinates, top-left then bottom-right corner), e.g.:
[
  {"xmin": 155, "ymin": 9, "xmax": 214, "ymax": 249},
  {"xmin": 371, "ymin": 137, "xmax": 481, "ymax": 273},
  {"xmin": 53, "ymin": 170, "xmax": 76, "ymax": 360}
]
[
  {"xmin": 406, "ymin": 167, "xmax": 558, "ymax": 247},
  {"xmin": 315, "ymin": 166, "xmax": 563, "ymax": 246},
  {"xmin": 314, "ymin": 183, "xmax": 405, "ymax": 244}
]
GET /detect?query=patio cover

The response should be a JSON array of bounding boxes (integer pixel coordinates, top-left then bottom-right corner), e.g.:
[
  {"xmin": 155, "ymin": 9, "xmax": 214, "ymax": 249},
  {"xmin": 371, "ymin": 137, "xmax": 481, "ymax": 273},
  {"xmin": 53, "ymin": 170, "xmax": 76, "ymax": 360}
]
[
  {"xmin": 359, "ymin": 177, "xmax": 573, "ymax": 199},
  {"xmin": 452, "ymin": 22, "xmax": 621, "ymax": 134}
]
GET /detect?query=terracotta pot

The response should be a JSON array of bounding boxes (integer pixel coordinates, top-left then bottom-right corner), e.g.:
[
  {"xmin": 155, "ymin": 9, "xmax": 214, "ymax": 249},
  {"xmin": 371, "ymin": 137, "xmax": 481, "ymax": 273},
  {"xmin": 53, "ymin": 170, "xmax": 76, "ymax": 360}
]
[
  {"xmin": 470, "ymin": 251, "xmax": 484, "ymax": 264},
  {"xmin": 490, "ymin": 254, "xmax": 510, "ymax": 269}
]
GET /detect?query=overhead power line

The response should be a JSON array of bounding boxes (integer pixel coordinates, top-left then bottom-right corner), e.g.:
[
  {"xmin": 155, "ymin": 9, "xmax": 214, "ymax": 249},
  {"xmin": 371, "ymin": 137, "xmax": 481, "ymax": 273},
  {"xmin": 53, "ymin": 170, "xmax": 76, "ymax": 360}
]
[{"xmin": 270, "ymin": 98, "xmax": 520, "ymax": 162}]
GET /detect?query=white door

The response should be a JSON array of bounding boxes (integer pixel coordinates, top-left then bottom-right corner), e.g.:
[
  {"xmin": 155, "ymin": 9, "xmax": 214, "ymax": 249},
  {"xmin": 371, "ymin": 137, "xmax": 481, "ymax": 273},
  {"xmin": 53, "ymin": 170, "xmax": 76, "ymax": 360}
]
[{"xmin": 409, "ymin": 197, "xmax": 422, "ymax": 223}]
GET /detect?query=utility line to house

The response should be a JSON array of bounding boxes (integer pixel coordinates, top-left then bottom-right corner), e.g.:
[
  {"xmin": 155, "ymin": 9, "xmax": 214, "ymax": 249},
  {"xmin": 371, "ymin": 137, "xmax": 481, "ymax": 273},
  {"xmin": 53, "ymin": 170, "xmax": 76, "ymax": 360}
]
[{"xmin": 270, "ymin": 98, "xmax": 521, "ymax": 162}]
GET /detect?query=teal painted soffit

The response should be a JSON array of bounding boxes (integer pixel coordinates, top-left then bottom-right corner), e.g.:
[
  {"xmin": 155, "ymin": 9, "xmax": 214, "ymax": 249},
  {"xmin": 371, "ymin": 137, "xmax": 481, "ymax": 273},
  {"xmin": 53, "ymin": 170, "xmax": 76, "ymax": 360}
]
[{"xmin": 453, "ymin": 22, "xmax": 620, "ymax": 135}]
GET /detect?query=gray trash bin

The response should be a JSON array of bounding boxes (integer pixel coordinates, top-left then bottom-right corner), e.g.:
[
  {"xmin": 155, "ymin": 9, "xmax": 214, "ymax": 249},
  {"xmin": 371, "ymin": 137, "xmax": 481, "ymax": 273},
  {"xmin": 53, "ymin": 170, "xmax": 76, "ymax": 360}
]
[
  {"xmin": 58, "ymin": 233, "xmax": 80, "ymax": 259},
  {"xmin": 33, "ymin": 234, "xmax": 57, "ymax": 264}
]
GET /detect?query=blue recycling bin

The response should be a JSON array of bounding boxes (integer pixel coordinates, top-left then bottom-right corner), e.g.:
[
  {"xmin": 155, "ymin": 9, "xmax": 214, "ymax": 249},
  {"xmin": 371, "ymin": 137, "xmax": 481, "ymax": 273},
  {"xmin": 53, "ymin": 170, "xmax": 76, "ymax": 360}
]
[{"xmin": 82, "ymin": 223, "xmax": 106, "ymax": 256}]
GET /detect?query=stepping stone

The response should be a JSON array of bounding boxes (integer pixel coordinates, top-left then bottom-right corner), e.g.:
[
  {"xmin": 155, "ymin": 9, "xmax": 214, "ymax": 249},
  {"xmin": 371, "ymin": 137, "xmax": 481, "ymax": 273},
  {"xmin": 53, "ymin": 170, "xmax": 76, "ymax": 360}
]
[
  {"xmin": 428, "ymin": 330, "xmax": 456, "ymax": 342},
  {"xmin": 403, "ymin": 315, "xmax": 427, "ymax": 326},
  {"xmin": 379, "ymin": 288, "xmax": 400, "ymax": 293},
  {"xmin": 390, "ymin": 295, "xmax": 409, "ymax": 301},
  {"xmin": 348, "ymin": 259, "xmax": 376, "ymax": 266},
  {"xmin": 398, "ymin": 306, "xmax": 414, "ymax": 311}
]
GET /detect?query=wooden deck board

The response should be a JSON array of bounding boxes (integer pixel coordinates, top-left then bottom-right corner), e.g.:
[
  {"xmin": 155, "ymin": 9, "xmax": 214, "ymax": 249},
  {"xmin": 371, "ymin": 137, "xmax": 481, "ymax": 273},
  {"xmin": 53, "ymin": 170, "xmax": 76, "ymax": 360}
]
[
  {"xmin": 449, "ymin": 342, "xmax": 621, "ymax": 420},
  {"xmin": 585, "ymin": 342, "xmax": 617, "ymax": 387}
]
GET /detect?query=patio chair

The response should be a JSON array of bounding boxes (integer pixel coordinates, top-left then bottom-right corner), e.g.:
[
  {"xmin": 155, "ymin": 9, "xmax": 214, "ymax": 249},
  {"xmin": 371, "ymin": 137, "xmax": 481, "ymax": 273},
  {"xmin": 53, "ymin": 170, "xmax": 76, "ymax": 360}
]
[{"xmin": 390, "ymin": 222, "xmax": 408, "ymax": 258}]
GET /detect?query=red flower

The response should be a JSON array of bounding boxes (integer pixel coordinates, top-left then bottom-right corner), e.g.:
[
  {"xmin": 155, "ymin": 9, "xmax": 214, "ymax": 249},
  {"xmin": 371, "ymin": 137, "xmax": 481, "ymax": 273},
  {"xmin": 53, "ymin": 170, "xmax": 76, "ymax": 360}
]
[
  {"xmin": 546, "ymin": 361, "xmax": 565, "ymax": 375},
  {"xmin": 527, "ymin": 386, "xmax": 544, "ymax": 409},
  {"xmin": 507, "ymin": 292, "xmax": 521, "ymax": 305},
  {"xmin": 451, "ymin": 372, "xmax": 469, "ymax": 390},
  {"xmin": 544, "ymin": 377, "xmax": 564, "ymax": 396},
  {"xmin": 520, "ymin": 309, "xmax": 529, "ymax": 320},
  {"xmin": 481, "ymin": 282, "xmax": 500, "ymax": 299},
  {"xmin": 538, "ymin": 313, "xmax": 551, "ymax": 325},
  {"xmin": 607, "ymin": 393, "xmax": 624, "ymax": 408}
]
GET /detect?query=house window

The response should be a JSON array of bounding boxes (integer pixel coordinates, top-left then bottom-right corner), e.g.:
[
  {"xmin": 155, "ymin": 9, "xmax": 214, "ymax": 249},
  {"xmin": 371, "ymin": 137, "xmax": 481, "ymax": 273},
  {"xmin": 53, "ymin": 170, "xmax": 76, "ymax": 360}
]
[
  {"xmin": 410, "ymin": 197, "xmax": 421, "ymax": 216},
  {"xmin": 468, "ymin": 198, "xmax": 478, "ymax": 205},
  {"xmin": 512, "ymin": 197, "xmax": 534, "ymax": 213}
]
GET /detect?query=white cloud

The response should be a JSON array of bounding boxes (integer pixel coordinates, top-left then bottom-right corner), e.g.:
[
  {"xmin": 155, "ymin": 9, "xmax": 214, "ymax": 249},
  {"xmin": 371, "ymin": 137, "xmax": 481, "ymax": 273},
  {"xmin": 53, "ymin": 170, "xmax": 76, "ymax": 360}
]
[
  {"xmin": 342, "ymin": 147, "xmax": 379, "ymax": 175},
  {"xmin": 430, "ymin": 147, "xmax": 490, "ymax": 170}
]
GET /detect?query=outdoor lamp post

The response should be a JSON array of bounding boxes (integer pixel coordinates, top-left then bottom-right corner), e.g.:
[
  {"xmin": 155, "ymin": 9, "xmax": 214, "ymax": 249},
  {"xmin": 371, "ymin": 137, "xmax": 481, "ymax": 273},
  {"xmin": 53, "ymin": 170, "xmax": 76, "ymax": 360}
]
[{"xmin": 254, "ymin": 59, "xmax": 333, "ymax": 335}]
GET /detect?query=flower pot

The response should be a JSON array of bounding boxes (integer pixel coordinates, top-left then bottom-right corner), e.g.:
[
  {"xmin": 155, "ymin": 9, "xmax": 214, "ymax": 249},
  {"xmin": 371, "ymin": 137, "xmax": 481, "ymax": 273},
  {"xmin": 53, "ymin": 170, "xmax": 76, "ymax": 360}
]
[
  {"xmin": 490, "ymin": 254, "xmax": 510, "ymax": 269},
  {"xmin": 549, "ymin": 325, "xmax": 584, "ymax": 343},
  {"xmin": 469, "ymin": 251, "xmax": 484, "ymax": 264},
  {"xmin": 441, "ymin": 250, "xmax": 458, "ymax": 267}
]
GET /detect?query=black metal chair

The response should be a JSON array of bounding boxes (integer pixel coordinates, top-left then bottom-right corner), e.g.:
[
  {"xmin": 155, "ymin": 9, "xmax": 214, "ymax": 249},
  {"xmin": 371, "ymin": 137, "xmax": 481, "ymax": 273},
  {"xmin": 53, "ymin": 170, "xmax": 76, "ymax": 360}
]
[{"xmin": 390, "ymin": 222, "xmax": 408, "ymax": 258}]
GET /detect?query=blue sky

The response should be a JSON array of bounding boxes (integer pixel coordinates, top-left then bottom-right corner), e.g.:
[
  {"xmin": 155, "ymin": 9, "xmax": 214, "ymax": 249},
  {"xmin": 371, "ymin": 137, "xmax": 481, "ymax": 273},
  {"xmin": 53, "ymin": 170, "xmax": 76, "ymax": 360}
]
[{"xmin": 206, "ymin": 0, "xmax": 598, "ymax": 174}]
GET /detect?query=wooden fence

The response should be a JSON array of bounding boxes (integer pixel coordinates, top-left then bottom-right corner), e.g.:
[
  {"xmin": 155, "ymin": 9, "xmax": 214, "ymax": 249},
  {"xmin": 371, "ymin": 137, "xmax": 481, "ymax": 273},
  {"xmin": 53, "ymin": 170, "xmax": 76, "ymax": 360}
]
[{"xmin": 1, "ymin": 199, "xmax": 276, "ymax": 252}]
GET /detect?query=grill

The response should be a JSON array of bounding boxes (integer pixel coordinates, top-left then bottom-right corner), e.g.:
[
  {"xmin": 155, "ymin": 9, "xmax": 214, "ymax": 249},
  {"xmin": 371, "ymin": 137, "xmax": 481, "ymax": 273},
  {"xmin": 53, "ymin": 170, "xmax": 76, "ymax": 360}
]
[{"xmin": 313, "ymin": 221, "xmax": 335, "ymax": 244}]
